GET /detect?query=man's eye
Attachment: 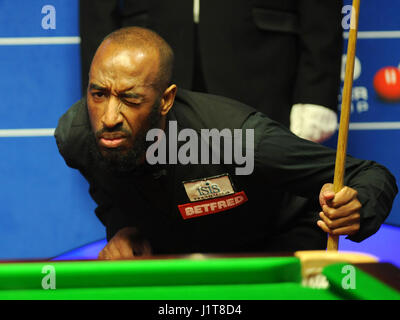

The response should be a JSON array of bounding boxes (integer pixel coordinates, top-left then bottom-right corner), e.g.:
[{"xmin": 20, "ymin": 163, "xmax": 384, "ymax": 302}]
[
  {"xmin": 123, "ymin": 99, "xmax": 141, "ymax": 106},
  {"xmin": 92, "ymin": 92, "xmax": 105, "ymax": 98}
]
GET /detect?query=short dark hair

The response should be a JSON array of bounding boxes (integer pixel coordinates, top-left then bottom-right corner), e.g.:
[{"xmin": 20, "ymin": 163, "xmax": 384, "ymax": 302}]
[{"xmin": 103, "ymin": 26, "xmax": 174, "ymax": 92}]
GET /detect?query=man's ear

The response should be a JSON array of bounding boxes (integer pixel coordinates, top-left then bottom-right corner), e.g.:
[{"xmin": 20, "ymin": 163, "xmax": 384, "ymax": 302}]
[{"xmin": 160, "ymin": 84, "xmax": 177, "ymax": 116}]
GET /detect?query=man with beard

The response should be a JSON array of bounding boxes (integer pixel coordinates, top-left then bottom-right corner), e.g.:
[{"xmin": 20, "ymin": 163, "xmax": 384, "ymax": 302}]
[
  {"xmin": 55, "ymin": 27, "xmax": 397, "ymax": 259},
  {"xmin": 79, "ymin": 0, "xmax": 343, "ymax": 143}
]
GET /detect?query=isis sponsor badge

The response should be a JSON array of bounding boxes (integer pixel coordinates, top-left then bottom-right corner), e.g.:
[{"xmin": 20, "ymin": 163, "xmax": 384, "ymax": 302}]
[{"xmin": 178, "ymin": 174, "xmax": 248, "ymax": 219}]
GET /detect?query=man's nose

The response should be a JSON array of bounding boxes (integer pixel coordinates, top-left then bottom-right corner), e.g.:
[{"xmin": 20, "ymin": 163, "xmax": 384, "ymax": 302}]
[{"xmin": 101, "ymin": 96, "xmax": 123, "ymax": 128}]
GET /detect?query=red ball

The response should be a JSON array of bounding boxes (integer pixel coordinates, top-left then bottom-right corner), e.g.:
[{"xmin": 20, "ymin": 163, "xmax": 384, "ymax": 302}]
[{"xmin": 373, "ymin": 66, "xmax": 400, "ymax": 101}]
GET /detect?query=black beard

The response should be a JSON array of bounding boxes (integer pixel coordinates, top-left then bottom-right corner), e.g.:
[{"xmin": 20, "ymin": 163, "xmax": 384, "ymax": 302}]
[{"xmin": 88, "ymin": 102, "xmax": 161, "ymax": 175}]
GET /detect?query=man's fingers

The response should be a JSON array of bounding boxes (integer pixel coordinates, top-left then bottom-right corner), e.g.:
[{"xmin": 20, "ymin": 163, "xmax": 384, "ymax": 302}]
[
  {"xmin": 332, "ymin": 224, "xmax": 360, "ymax": 236},
  {"xmin": 98, "ymin": 240, "xmax": 137, "ymax": 260},
  {"xmin": 323, "ymin": 191, "xmax": 335, "ymax": 199},
  {"xmin": 317, "ymin": 213, "xmax": 360, "ymax": 236},
  {"xmin": 320, "ymin": 185, "xmax": 359, "ymax": 209},
  {"xmin": 97, "ymin": 227, "xmax": 152, "ymax": 260},
  {"xmin": 317, "ymin": 220, "xmax": 331, "ymax": 234},
  {"xmin": 109, "ymin": 241, "xmax": 122, "ymax": 259},
  {"xmin": 318, "ymin": 185, "xmax": 361, "ymax": 237},
  {"xmin": 319, "ymin": 211, "xmax": 360, "ymax": 230},
  {"xmin": 322, "ymin": 199, "xmax": 361, "ymax": 219},
  {"xmin": 117, "ymin": 241, "xmax": 136, "ymax": 258},
  {"xmin": 98, "ymin": 247, "xmax": 111, "ymax": 260},
  {"xmin": 329, "ymin": 187, "xmax": 358, "ymax": 208},
  {"xmin": 98, "ymin": 242, "xmax": 122, "ymax": 260},
  {"xmin": 132, "ymin": 241, "xmax": 153, "ymax": 256},
  {"xmin": 318, "ymin": 222, "xmax": 360, "ymax": 236},
  {"xmin": 319, "ymin": 183, "xmax": 335, "ymax": 206}
]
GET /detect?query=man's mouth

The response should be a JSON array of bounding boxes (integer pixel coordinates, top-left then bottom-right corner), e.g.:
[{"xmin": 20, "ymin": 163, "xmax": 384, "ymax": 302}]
[{"xmin": 98, "ymin": 133, "xmax": 127, "ymax": 148}]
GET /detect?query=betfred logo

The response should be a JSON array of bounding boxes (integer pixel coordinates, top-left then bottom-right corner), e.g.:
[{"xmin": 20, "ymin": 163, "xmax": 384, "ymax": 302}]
[{"xmin": 178, "ymin": 191, "xmax": 248, "ymax": 220}]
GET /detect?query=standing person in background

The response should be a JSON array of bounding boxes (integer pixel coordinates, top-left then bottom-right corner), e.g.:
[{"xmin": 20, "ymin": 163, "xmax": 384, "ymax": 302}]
[{"xmin": 80, "ymin": 0, "xmax": 343, "ymax": 142}]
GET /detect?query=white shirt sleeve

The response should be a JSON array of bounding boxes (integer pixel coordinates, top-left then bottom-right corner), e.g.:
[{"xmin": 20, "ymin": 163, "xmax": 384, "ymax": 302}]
[{"xmin": 290, "ymin": 104, "xmax": 338, "ymax": 143}]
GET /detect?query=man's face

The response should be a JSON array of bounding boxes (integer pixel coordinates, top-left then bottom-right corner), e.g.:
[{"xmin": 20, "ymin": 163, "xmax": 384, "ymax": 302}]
[{"xmin": 87, "ymin": 40, "xmax": 162, "ymax": 172}]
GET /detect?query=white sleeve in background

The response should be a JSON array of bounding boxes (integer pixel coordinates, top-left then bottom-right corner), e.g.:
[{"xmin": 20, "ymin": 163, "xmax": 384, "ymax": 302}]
[
  {"xmin": 193, "ymin": 0, "xmax": 200, "ymax": 23},
  {"xmin": 290, "ymin": 104, "xmax": 338, "ymax": 143}
]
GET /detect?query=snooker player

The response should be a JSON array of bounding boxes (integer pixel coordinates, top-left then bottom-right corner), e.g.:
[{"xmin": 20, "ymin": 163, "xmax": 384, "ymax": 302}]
[{"xmin": 54, "ymin": 27, "xmax": 397, "ymax": 260}]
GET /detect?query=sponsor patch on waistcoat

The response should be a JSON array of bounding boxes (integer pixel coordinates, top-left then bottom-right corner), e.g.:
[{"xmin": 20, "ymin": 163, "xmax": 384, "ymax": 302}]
[
  {"xmin": 182, "ymin": 173, "xmax": 236, "ymax": 202},
  {"xmin": 178, "ymin": 191, "xmax": 248, "ymax": 220}
]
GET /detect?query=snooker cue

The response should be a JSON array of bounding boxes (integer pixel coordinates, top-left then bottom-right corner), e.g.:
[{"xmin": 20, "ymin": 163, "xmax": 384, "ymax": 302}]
[{"xmin": 327, "ymin": 0, "xmax": 361, "ymax": 251}]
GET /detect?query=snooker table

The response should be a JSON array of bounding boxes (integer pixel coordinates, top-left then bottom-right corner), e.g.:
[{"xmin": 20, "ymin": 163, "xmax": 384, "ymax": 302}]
[{"xmin": 0, "ymin": 254, "xmax": 399, "ymax": 300}]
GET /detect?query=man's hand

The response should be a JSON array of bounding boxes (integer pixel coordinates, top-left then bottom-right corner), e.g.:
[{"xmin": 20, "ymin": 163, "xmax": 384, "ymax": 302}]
[
  {"xmin": 98, "ymin": 227, "xmax": 152, "ymax": 260},
  {"xmin": 317, "ymin": 183, "xmax": 361, "ymax": 236},
  {"xmin": 290, "ymin": 104, "xmax": 337, "ymax": 143}
]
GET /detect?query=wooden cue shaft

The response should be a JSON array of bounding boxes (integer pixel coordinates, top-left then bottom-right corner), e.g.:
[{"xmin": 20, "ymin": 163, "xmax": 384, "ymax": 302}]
[{"xmin": 327, "ymin": 0, "xmax": 361, "ymax": 251}]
